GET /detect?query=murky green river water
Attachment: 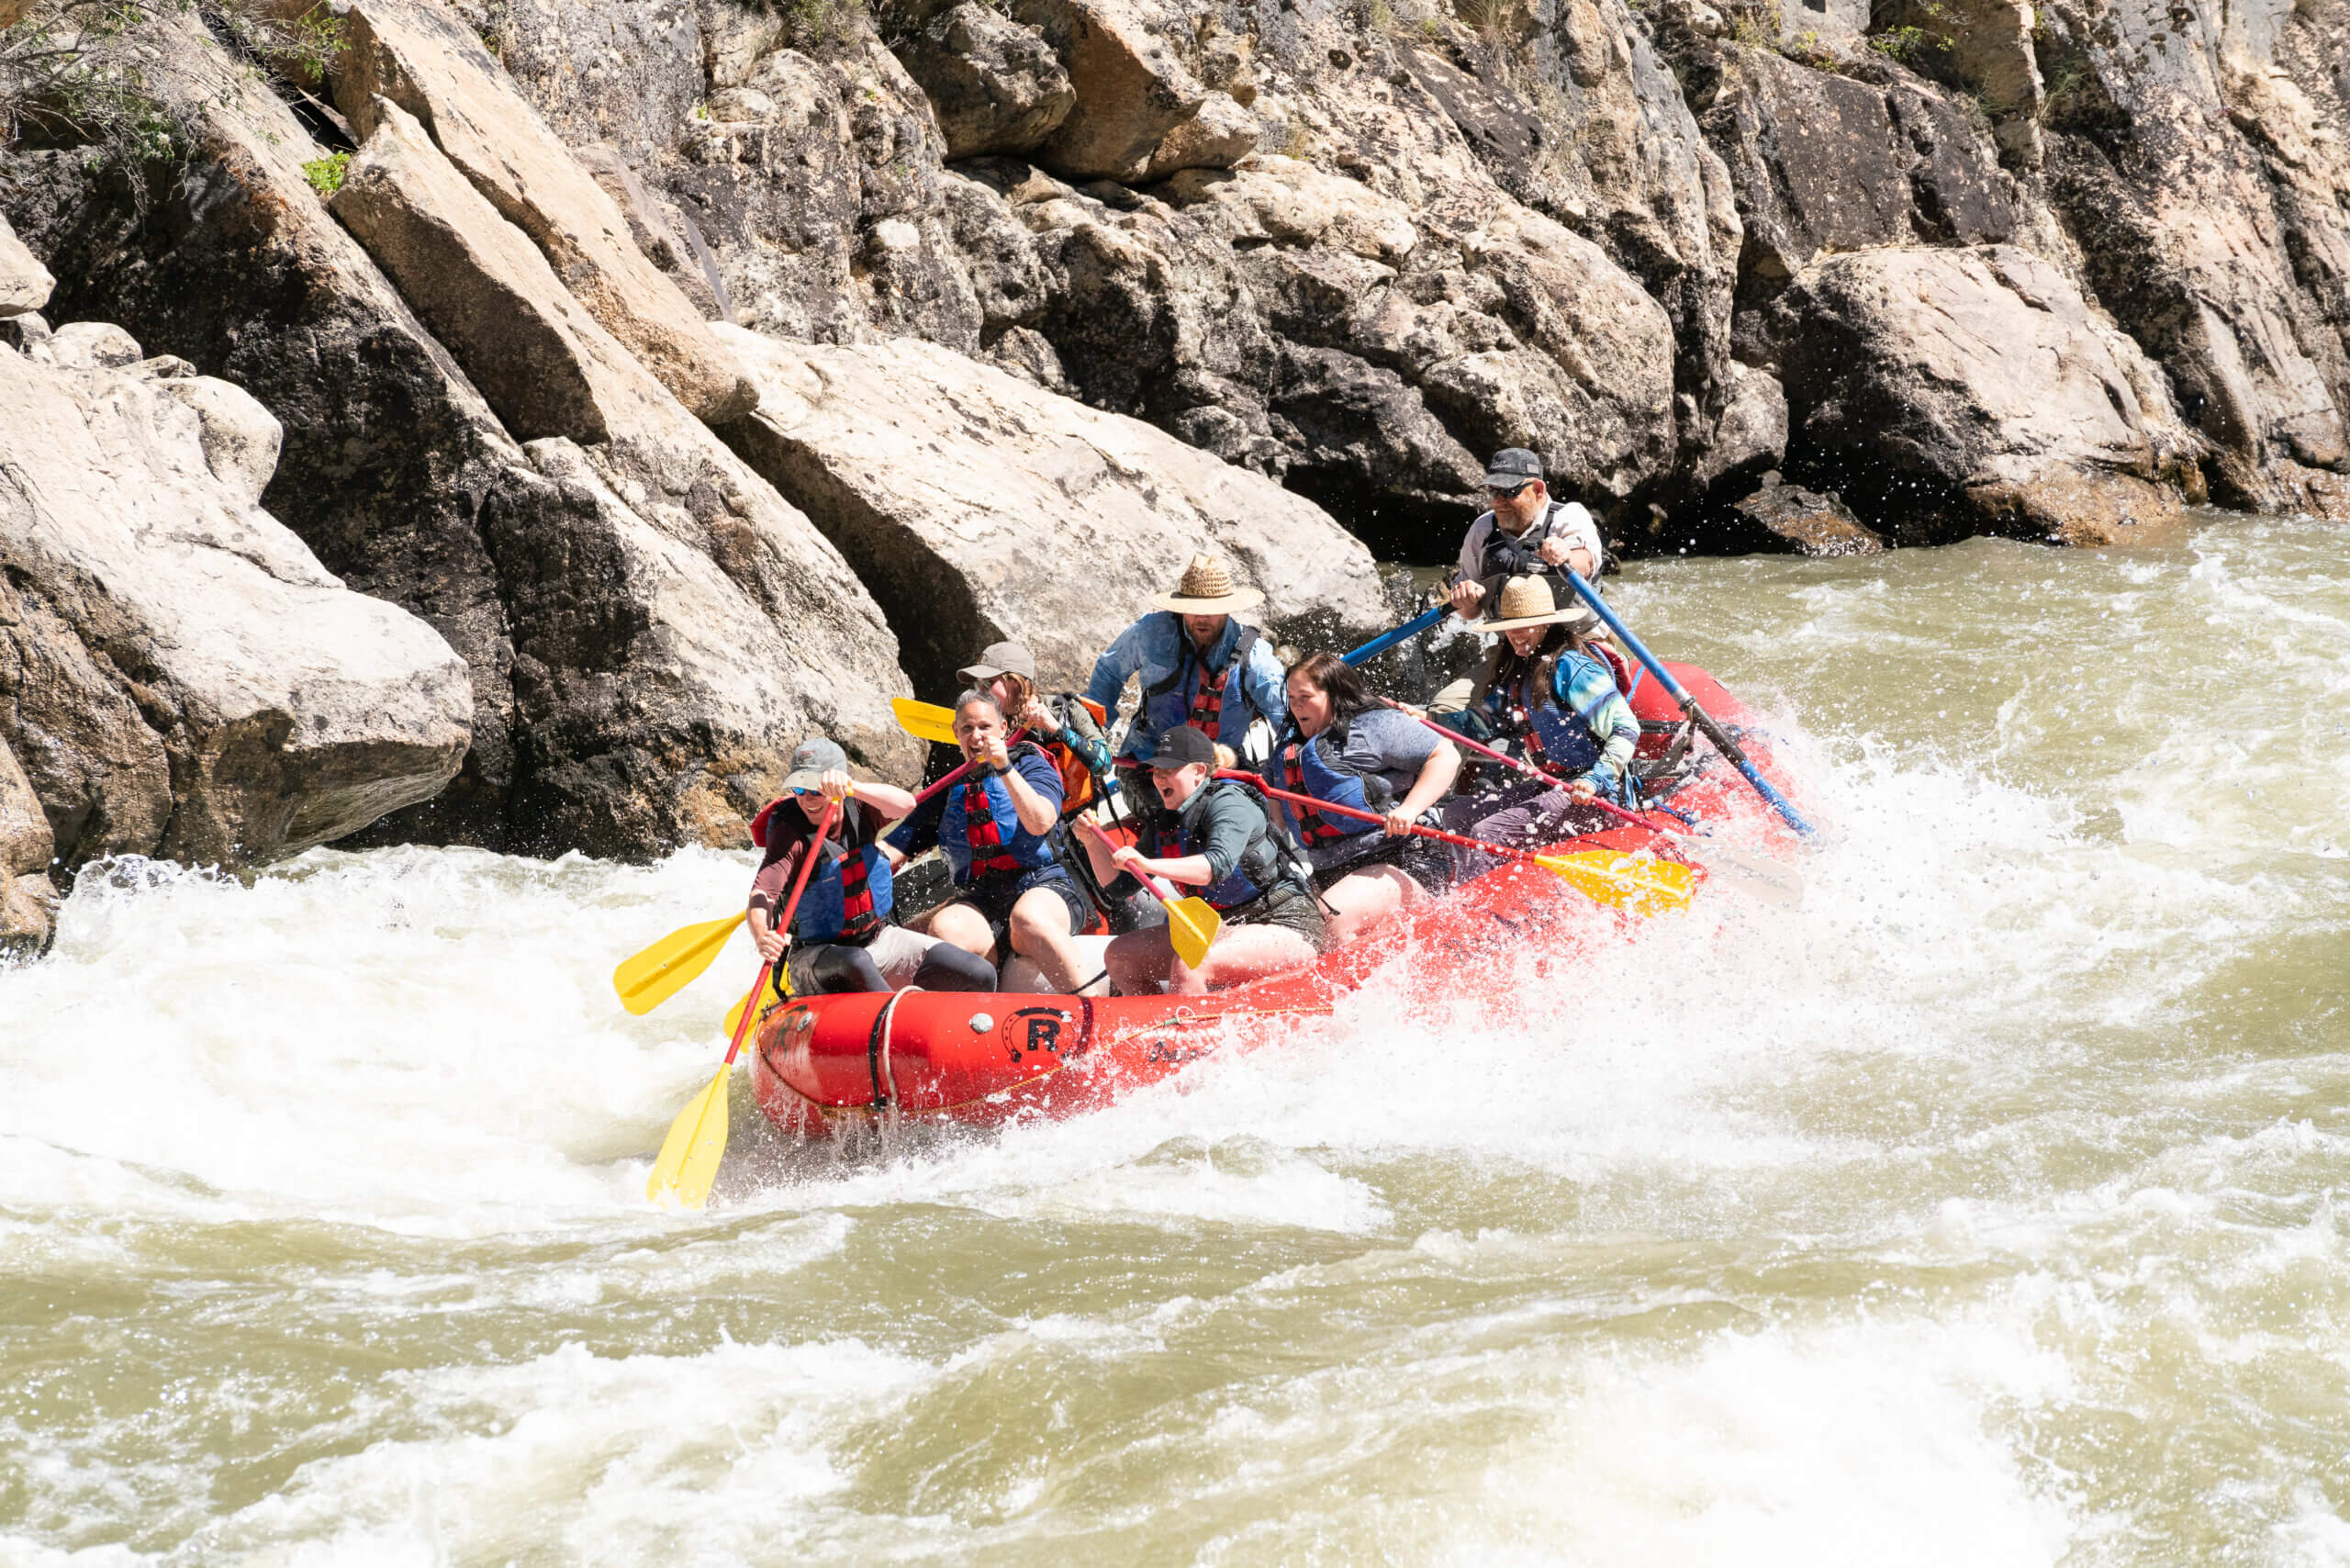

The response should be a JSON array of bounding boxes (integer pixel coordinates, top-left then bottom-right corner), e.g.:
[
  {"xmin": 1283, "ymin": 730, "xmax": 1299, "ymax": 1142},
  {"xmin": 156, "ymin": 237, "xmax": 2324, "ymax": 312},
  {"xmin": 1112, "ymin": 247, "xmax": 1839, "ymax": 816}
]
[{"xmin": 4, "ymin": 515, "xmax": 2346, "ymax": 1565}]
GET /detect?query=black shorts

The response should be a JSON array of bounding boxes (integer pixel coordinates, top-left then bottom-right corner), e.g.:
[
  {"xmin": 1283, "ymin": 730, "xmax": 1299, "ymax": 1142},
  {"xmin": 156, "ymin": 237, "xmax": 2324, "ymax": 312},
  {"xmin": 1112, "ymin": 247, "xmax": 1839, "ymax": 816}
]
[
  {"xmin": 1308, "ymin": 832, "xmax": 1455, "ymax": 896},
  {"xmin": 948, "ymin": 868, "xmax": 1093, "ymax": 956},
  {"xmin": 1224, "ymin": 884, "xmax": 1333, "ymax": 953}
]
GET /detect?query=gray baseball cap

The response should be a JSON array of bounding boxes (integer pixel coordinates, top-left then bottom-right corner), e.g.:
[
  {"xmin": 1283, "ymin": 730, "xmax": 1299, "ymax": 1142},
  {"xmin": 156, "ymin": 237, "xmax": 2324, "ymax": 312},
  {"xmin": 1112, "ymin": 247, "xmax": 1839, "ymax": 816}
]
[
  {"xmin": 957, "ymin": 640, "xmax": 1037, "ymax": 685},
  {"xmin": 780, "ymin": 736, "xmax": 847, "ymax": 793},
  {"xmin": 1483, "ymin": 447, "xmax": 1544, "ymax": 488}
]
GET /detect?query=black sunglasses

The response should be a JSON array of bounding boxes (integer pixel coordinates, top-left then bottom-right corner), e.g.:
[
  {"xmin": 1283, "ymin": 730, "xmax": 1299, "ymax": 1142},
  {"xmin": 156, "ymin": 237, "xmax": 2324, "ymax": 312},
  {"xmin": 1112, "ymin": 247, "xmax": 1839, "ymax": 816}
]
[{"xmin": 1486, "ymin": 482, "xmax": 1534, "ymax": 500}]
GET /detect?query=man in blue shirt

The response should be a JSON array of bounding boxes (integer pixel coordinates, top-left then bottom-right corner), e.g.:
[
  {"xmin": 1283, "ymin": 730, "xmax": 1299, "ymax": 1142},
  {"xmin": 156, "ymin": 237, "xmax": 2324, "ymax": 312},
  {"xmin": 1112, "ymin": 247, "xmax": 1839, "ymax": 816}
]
[{"xmin": 1087, "ymin": 553, "xmax": 1289, "ymax": 815}]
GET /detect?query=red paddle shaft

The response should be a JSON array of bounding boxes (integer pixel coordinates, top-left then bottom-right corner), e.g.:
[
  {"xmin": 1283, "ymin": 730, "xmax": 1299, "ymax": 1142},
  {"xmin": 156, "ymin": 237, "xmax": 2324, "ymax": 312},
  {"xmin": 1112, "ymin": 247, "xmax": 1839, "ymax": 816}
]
[
  {"xmin": 734, "ymin": 798, "xmax": 838, "ymax": 1066},
  {"xmin": 909, "ymin": 726, "xmax": 1031, "ymax": 808},
  {"xmin": 1376, "ymin": 699, "xmax": 1667, "ymax": 837},
  {"xmin": 1077, "ymin": 812, "xmax": 1187, "ymax": 904},
  {"xmin": 1212, "ymin": 769, "xmax": 1626, "ymax": 878}
]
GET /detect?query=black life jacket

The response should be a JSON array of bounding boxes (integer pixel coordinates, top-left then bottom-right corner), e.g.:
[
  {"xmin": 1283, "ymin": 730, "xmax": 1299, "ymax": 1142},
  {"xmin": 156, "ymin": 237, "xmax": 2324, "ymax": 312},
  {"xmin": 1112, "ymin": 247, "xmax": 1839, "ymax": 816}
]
[
  {"xmin": 1148, "ymin": 778, "xmax": 1299, "ymax": 912},
  {"xmin": 1475, "ymin": 498, "xmax": 1583, "ymax": 585}
]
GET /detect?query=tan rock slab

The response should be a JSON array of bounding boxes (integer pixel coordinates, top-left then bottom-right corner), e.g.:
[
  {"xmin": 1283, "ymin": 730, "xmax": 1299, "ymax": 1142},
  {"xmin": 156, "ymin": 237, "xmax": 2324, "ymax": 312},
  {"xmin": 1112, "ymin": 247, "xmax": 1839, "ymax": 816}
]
[
  {"xmin": 711, "ymin": 322, "xmax": 1392, "ymax": 696},
  {"xmin": 0, "ymin": 213, "xmax": 51, "ymax": 318},
  {"xmin": 330, "ymin": 0, "xmax": 756, "ymax": 421}
]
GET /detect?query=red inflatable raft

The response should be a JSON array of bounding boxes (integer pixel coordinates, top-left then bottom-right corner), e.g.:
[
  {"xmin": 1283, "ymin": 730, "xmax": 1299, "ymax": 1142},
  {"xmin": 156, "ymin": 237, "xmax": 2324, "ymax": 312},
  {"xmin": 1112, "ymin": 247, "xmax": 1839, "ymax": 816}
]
[{"xmin": 748, "ymin": 662, "xmax": 1795, "ymax": 1137}]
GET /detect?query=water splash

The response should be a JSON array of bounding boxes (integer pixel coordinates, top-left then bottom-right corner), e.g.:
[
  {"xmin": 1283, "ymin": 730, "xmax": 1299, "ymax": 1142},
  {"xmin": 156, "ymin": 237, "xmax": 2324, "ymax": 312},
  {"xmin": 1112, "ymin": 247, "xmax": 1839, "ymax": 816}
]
[{"xmin": 5, "ymin": 516, "xmax": 2347, "ymax": 1563}]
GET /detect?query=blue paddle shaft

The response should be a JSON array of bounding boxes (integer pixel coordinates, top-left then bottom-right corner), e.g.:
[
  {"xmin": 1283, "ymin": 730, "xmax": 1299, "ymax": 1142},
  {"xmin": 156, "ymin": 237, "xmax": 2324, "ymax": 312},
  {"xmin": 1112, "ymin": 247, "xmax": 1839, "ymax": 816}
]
[
  {"xmin": 1341, "ymin": 603, "xmax": 1449, "ymax": 666},
  {"xmin": 1563, "ymin": 572, "xmax": 1814, "ymax": 836}
]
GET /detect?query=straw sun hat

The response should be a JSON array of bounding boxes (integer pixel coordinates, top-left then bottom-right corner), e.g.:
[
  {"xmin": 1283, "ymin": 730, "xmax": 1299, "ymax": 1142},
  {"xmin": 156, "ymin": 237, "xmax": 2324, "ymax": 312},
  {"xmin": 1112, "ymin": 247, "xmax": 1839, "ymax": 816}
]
[
  {"xmin": 1478, "ymin": 575, "xmax": 1598, "ymax": 634},
  {"xmin": 1153, "ymin": 553, "xmax": 1264, "ymax": 614}
]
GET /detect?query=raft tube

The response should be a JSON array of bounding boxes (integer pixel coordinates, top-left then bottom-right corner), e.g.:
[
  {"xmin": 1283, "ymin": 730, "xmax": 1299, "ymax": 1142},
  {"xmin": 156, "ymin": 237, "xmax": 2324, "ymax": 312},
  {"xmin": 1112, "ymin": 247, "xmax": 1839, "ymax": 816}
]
[{"xmin": 749, "ymin": 663, "xmax": 1796, "ymax": 1137}]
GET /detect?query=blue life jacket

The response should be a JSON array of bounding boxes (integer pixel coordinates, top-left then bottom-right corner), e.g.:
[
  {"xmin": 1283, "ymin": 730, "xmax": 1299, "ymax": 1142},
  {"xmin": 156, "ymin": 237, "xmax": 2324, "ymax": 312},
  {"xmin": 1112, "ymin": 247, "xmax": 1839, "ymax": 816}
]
[
  {"xmin": 1499, "ymin": 651, "xmax": 1618, "ymax": 777},
  {"xmin": 939, "ymin": 744, "xmax": 1060, "ymax": 886},
  {"xmin": 1142, "ymin": 617, "xmax": 1265, "ymax": 750},
  {"xmin": 1276, "ymin": 720, "xmax": 1393, "ymax": 848},
  {"xmin": 788, "ymin": 816, "xmax": 895, "ymax": 944},
  {"xmin": 1151, "ymin": 778, "xmax": 1290, "ymax": 912}
]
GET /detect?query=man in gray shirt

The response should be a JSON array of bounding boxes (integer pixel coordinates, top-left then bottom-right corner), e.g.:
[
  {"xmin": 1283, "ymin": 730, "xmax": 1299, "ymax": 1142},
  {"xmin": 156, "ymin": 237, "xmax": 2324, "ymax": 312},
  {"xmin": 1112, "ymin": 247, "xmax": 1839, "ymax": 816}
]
[{"xmin": 1447, "ymin": 447, "xmax": 1604, "ymax": 622}]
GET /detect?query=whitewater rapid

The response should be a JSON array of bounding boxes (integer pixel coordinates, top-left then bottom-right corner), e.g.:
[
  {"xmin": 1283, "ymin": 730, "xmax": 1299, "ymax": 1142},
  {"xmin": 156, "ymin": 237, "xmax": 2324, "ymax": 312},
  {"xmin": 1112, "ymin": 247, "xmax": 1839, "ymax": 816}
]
[{"xmin": 3, "ymin": 517, "xmax": 2345, "ymax": 1565}]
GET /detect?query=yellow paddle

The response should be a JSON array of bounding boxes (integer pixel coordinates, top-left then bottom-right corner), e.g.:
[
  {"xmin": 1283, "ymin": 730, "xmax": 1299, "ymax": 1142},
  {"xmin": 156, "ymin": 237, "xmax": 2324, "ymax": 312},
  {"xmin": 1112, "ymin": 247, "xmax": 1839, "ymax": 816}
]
[
  {"xmin": 892, "ymin": 696, "xmax": 958, "ymax": 745},
  {"xmin": 1528, "ymin": 846, "xmax": 1698, "ymax": 917},
  {"xmin": 1079, "ymin": 815, "xmax": 1221, "ymax": 969},
  {"xmin": 646, "ymin": 800, "xmax": 837, "ymax": 1209},
  {"xmin": 612, "ymin": 912, "xmax": 746, "ymax": 1016},
  {"xmin": 722, "ymin": 973, "xmax": 763, "ymax": 1040}
]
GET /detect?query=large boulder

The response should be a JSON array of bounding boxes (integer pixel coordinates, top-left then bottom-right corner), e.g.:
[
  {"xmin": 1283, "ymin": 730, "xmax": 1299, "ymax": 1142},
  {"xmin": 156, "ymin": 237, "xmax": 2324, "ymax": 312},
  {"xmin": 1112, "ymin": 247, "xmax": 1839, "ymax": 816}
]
[
  {"xmin": 1014, "ymin": 0, "xmax": 1207, "ymax": 182},
  {"xmin": 331, "ymin": 98, "xmax": 648, "ymax": 443},
  {"xmin": 0, "ymin": 335, "xmax": 472, "ymax": 868},
  {"xmin": 327, "ymin": 97, "xmax": 923, "ymax": 845},
  {"xmin": 1773, "ymin": 245, "xmax": 2208, "ymax": 543},
  {"xmin": 1949, "ymin": 0, "xmax": 2350, "ymax": 508},
  {"xmin": 1697, "ymin": 46, "xmax": 1917, "ymax": 281},
  {"xmin": 3, "ymin": 40, "xmax": 916, "ymax": 859},
  {"xmin": 1724, "ymin": 478, "xmax": 1885, "ymax": 556},
  {"xmin": 328, "ymin": 0, "xmax": 758, "ymax": 422},
  {"xmin": 894, "ymin": 2, "xmax": 1076, "ymax": 160},
  {"xmin": 711, "ymin": 324, "xmax": 1392, "ymax": 696}
]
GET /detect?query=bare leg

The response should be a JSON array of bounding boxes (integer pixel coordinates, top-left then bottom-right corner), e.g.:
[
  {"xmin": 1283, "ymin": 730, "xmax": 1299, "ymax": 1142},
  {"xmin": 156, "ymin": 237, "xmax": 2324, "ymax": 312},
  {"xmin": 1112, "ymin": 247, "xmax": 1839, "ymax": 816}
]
[
  {"xmin": 1011, "ymin": 937, "xmax": 1115, "ymax": 994},
  {"xmin": 1168, "ymin": 925, "xmax": 1318, "ymax": 994},
  {"xmin": 999, "ymin": 953, "xmax": 1050, "ymax": 993},
  {"xmin": 1104, "ymin": 927, "xmax": 1176, "ymax": 994},
  {"xmin": 925, "ymin": 901, "xmax": 999, "ymax": 965},
  {"xmin": 1315, "ymin": 864, "xmax": 1423, "ymax": 948},
  {"xmin": 1007, "ymin": 885, "xmax": 1086, "ymax": 992},
  {"xmin": 1062, "ymin": 935, "xmax": 1115, "ymax": 995}
]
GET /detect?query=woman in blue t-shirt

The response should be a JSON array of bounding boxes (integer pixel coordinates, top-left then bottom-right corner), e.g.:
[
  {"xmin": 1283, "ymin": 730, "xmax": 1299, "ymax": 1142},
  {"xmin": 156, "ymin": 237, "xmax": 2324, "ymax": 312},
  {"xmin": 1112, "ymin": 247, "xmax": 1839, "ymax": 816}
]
[{"xmin": 1265, "ymin": 652, "xmax": 1460, "ymax": 948}]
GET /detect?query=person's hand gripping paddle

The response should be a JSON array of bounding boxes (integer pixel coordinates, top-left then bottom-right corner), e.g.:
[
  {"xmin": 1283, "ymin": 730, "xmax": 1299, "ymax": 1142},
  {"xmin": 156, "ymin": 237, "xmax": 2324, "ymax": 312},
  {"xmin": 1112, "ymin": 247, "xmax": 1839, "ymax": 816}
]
[
  {"xmin": 1078, "ymin": 814, "xmax": 1221, "ymax": 969},
  {"xmin": 645, "ymin": 799, "xmax": 838, "ymax": 1210}
]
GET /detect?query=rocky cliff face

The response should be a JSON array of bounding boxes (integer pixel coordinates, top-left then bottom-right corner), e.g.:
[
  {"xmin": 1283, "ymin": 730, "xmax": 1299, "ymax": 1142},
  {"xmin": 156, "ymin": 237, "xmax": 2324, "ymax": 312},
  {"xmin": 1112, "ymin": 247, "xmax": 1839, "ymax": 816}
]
[
  {"xmin": 5, "ymin": 0, "xmax": 2348, "ymax": 868},
  {"xmin": 0, "ymin": 214, "xmax": 471, "ymax": 953}
]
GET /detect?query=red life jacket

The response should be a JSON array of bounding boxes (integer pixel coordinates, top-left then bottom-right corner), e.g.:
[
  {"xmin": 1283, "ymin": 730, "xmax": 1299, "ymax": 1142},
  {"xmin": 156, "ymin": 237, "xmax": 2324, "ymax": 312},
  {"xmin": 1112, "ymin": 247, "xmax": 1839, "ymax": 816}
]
[
  {"xmin": 1280, "ymin": 744, "xmax": 1344, "ymax": 846},
  {"xmin": 960, "ymin": 777, "xmax": 1025, "ymax": 877},
  {"xmin": 832, "ymin": 844, "xmax": 881, "ymax": 941},
  {"xmin": 1188, "ymin": 661, "xmax": 1233, "ymax": 732}
]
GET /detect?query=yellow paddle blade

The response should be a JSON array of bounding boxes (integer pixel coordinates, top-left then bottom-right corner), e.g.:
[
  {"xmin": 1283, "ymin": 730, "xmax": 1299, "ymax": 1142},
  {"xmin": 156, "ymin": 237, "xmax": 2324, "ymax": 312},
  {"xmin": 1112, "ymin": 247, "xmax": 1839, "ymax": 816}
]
[
  {"xmin": 1165, "ymin": 896, "xmax": 1223, "ymax": 969},
  {"xmin": 722, "ymin": 975, "xmax": 767, "ymax": 1040},
  {"xmin": 892, "ymin": 697, "xmax": 958, "ymax": 745},
  {"xmin": 646, "ymin": 1061, "xmax": 733, "ymax": 1209},
  {"xmin": 1532, "ymin": 849, "xmax": 1699, "ymax": 917},
  {"xmin": 613, "ymin": 913, "xmax": 744, "ymax": 1015}
]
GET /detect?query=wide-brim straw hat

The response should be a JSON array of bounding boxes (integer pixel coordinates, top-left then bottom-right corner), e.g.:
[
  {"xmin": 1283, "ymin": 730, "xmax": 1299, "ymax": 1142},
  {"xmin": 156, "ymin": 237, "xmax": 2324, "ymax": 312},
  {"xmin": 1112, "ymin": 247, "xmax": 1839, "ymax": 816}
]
[
  {"xmin": 1478, "ymin": 574, "xmax": 1598, "ymax": 633},
  {"xmin": 1153, "ymin": 552, "xmax": 1264, "ymax": 613}
]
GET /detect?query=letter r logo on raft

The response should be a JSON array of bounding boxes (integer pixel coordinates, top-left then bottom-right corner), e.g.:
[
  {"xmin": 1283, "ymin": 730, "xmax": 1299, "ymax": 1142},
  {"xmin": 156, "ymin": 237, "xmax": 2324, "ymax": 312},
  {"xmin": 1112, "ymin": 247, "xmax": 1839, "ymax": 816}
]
[{"xmin": 1007, "ymin": 1006, "xmax": 1068, "ymax": 1062}]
